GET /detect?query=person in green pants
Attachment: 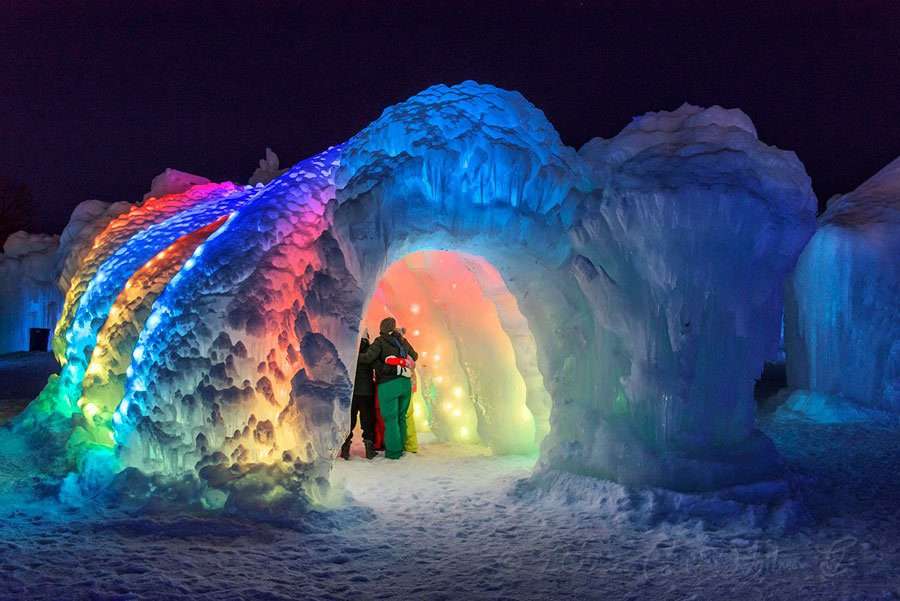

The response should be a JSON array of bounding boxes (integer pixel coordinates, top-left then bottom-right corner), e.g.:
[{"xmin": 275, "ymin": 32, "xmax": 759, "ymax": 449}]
[{"xmin": 357, "ymin": 317, "xmax": 418, "ymax": 459}]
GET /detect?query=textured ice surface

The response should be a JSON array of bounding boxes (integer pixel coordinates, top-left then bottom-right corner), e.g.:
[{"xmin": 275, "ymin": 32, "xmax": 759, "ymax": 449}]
[
  {"xmin": 114, "ymin": 147, "xmax": 345, "ymax": 507},
  {"xmin": 785, "ymin": 156, "xmax": 900, "ymax": 413},
  {"xmin": 45, "ymin": 183, "xmax": 250, "ymax": 426},
  {"xmin": 55, "ymin": 199, "xmax": 132, "ymax": 296},
  {"xmin": 8, "ymin": 82, "xmax": 821, "ymax": 507}
]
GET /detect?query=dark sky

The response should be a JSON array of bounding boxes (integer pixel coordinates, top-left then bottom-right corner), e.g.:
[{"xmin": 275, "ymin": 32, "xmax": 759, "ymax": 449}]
[{"xmin": 2, "ymin": 1, "xmax": 899, "ymax": 236}]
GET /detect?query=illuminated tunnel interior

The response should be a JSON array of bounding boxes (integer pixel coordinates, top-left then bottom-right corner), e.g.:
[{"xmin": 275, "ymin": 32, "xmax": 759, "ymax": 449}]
[{"xmin": 358, "ymin": 251, "xmax": 550, "ymax": 456}]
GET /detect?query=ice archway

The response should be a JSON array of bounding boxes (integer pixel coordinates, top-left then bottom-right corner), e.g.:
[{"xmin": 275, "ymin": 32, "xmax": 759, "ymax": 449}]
[{"xmin": 14, "ymin": 82, "xmax": 816, "ymax": 506}]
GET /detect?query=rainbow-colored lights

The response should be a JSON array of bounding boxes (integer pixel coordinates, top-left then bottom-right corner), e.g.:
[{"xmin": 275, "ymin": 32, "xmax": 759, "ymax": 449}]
[{"xmin": 22, "ymin": 181, "xmax": 253, "ymax": 470}]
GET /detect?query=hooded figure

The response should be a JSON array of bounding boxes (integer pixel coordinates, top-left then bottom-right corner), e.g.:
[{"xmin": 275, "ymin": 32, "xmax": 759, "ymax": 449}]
[{"xmin": 357, "ymin": 317, "xmax": 418, "ymax": 459}]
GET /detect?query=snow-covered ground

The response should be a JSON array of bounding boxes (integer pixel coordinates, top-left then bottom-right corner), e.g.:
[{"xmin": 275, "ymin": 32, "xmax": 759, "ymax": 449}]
[
  {"xmin": 1, "ymin": 354, "xmax": 899, "ymax": 600},
  {"xmin": 0, "ymin": 352, "xmax": 58, "ymax": 425}
]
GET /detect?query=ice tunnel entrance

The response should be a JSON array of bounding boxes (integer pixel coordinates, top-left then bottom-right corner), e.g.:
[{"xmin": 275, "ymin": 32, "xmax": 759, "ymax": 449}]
[{"xmin": 350, "ymin": 250, "xmax": 551, "ymax": 458}]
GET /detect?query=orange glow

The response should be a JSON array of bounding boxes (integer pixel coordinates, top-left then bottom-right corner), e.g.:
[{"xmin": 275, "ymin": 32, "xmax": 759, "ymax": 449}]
[{"xmin": 361, "ymin": 251, "xmax": 539, "ymax": 452}]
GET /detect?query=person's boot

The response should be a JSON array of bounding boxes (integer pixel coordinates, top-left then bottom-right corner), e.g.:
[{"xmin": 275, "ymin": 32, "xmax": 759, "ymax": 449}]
[
  {"xmin": 339, "ymin": 439, "xmax": 351, "ymax": 460},
  {"xmin": 364, "ymin": 439, "xmax": 378, "ymax": 460}
]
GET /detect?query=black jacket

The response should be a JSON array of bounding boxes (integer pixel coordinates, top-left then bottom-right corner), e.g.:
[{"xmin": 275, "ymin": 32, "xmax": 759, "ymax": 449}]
[
  {"xmin": 354, "ymin": 338, "xmax": 376, "ymax": 396},
  {"xmin": 357, "ymin": 333, "xmax": 418, "ymax": 384}
]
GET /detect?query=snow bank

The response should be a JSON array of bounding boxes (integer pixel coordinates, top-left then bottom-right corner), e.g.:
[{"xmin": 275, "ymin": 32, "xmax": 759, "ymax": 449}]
[
  {"xmin": 785, "ymin": 156, "xmax": 900, "ymax": 413},
  {"xmin": 516, "ymin": 469, "xmax": 804, "ymax": 532}
]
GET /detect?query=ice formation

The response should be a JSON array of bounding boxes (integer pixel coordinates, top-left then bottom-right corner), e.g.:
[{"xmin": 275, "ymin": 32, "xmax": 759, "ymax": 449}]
[
  {"xmin": 0, "ymin": 232, "xmax": 62, "ymax": 353},
  {"xmin": 7, "ymin": 82, "xmax": 819, "ymax": 508},
  {"xmin": 249, "ymin": 148, "xmax": 288, "ymax": 186},
  {"xmin": 0, "ymin": 200, "xmax": 132, "ymax": 354},
  {"xmin": 785, "ymin": 156, "xmax": 900, "ymax": 413},
  {"xmin": 566, "ymin": 103, "xmax": 818, "ymax": 489}
]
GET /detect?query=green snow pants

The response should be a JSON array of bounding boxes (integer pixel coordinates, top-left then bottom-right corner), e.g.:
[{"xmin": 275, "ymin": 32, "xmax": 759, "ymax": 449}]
[{"xmin": 378, "ymin": 377, "xmax": 412, "ymax": 460}]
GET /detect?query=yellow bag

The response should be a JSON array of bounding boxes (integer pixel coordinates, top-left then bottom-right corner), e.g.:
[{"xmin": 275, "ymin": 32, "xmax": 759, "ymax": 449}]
[
  {"xmin": 404, "ymin": 371, "xmax": 418, "ymax": 452},
  {"xmin": 404, "ymin": 398, "xmax": 418, "ymax": 452}
]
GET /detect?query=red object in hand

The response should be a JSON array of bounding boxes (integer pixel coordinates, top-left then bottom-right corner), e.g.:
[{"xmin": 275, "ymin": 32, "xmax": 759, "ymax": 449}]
[{"xmin": 385, "ymin": 355, "xmax": 411, "ymax": 367}]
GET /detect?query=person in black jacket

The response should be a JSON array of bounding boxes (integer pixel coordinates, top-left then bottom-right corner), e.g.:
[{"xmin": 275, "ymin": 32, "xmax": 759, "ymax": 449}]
[
  {"xmin": 357, "ymin": 317, "xmax": 418, "ymax": 459},
  {"xmin": 340, "ymin": 331, "xmax": 378, "ymax": 460}
]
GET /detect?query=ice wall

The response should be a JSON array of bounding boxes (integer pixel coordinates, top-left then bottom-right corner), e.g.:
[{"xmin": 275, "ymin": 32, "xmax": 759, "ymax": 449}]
[
  {"xmin": 559, "ymin": 104, "xmax": 818, "ymax": 489},
  {"xmin": 0, "ymin": 232, "xmax": 62, "ymax": 353},
  {"xmin": 0, "ymin": 199, "xmax": 131, "ymax": 355},
  {"xmin": 785, "ymin": 156, "xmax": 900, "ymax": 412},
  {"xmin": 329, "ymin": 87, "xmax": 817, "ymax": 492}
]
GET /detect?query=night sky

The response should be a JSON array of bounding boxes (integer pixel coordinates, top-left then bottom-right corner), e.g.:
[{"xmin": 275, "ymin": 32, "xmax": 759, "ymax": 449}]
[{"xmin": 2, "ymin": 1, "xmax": 899, "ymax": 237}]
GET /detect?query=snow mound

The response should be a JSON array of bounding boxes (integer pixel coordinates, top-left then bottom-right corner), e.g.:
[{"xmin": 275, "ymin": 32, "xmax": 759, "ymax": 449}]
[
  {"xmin": 776, "ymin": 390, "xmax": 900, "ymax": 425},
  {"xmin": 143, "ymin": 168, "xmax": 211, "ymax": 201},
  {"xmin": 785, "ymin": 155, "xmax": 900, "ymax": 412},
  {"xmin": 516, "ymin": 469, "xmax": 805, "ymax": 532}
]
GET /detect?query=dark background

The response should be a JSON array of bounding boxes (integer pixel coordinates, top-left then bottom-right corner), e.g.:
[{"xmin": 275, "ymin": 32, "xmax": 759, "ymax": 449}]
[{"xmin": 2, "ymin": 1, "xmax": 898, "ymax": 243}]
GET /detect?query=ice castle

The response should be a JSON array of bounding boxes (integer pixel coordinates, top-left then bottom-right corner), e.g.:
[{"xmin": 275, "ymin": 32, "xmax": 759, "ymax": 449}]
[{"xmin": 6, "ymin": 81, "xmax": 894, "ymax": 510}]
